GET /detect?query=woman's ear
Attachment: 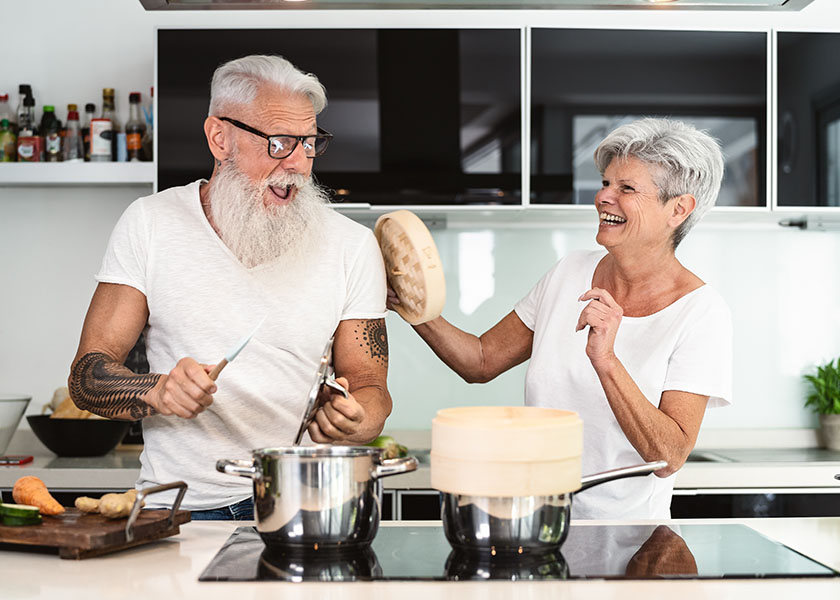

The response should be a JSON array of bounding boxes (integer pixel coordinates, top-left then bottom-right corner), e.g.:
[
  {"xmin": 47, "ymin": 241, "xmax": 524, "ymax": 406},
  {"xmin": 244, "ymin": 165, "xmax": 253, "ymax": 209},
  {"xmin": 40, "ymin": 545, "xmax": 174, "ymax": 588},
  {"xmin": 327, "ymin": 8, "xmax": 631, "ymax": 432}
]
[
  {"xmin": 669, "ymin": 194, "xmax": 697, "ymax": 228},
  {"xmin": 204, "ymin": 116, "xmax": 230, "ymax": 162}
]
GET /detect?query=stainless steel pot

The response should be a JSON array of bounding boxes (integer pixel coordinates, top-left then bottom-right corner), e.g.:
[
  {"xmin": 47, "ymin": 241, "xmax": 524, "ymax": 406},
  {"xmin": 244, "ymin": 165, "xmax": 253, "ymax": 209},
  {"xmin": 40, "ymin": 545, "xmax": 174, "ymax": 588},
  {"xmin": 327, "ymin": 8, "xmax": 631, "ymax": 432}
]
[
  {"xmin": 217, "ymin": 446, "xmax": 417, "ymax": 550},
  {"xmin": 441, "ymin": 460, "xmax": 667, "ymax": 554}
]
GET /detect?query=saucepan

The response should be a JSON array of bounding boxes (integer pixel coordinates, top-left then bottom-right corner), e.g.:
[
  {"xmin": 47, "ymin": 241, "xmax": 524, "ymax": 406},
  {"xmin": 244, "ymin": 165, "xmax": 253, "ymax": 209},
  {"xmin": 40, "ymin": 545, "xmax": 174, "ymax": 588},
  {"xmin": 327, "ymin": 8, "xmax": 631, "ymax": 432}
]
[
  {"xmin": 440, "ymin": 460, "xmax": 667, "ymax": 555},
  {"xmin": 217, "ymin": 446, "xmax": 417, "ymax": 550}
]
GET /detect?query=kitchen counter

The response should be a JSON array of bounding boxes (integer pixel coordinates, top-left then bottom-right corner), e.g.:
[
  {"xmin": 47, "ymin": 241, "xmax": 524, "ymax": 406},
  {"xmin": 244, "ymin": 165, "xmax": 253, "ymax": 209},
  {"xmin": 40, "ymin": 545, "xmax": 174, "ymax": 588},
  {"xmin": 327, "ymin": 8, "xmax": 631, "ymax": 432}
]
[
  {"xmin": 3, "ymin": 429, "xmax": 840, "ymax": 494},
  {"xmin": 0, "ymin": 517, "xmax": 838, "ymax": 599}
]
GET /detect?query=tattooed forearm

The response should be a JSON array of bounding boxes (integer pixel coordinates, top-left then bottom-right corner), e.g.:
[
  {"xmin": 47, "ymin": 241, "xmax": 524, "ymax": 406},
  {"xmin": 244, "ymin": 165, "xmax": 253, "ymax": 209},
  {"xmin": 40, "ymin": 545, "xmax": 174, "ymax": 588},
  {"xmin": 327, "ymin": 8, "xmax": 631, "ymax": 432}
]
[
  {"xmin": 353, "ymin": 319, "xmax": 389, "ymax": 367},
  {"xmin": 69, "ymin": 352, "xmax": 160, "ymax": 420}
]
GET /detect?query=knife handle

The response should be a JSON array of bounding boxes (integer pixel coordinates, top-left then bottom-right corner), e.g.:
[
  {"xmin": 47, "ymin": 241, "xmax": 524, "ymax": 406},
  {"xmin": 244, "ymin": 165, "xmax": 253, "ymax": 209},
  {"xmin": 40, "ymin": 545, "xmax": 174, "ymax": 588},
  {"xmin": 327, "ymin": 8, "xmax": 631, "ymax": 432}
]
[{"xmin": 208, "ymin": 358, "xmax": 228, "ymax": 381}]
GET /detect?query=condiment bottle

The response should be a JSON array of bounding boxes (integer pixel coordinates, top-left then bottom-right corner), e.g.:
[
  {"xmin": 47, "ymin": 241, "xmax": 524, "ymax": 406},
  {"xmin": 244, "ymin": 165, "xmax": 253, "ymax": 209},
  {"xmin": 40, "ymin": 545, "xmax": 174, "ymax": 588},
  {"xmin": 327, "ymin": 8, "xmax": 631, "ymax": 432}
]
[
  {"xmin": 0, "ymin": 94, "xmax": 15, "ymax": 135},
  {"xmin": 101, "ymin": 88, "xmax": 120, "ymax": 161},
  {"xmin": 41, "ymin": 105, "xmax": 62, "ymax": 162},
  {"xmin": 125, "ymin": 92, "xmax": 146, "ymax": 162},
  {"xmin": 63, "ymin": 104, "xmax": 83, "ymax": 162},
  {"xmin": 81, "ymin": 103, "xmax": 95, "ymax": 162},
  {"xmin": 15, "ymin": 84, "xmax": 32, "ymax": 136},
  {"xmin": 0, "ymin": 118, "xmax": 16, "ymax": 162},
  {"xmin": 16, "ymin": 95, "xmax": 40, "ymax": 162}
]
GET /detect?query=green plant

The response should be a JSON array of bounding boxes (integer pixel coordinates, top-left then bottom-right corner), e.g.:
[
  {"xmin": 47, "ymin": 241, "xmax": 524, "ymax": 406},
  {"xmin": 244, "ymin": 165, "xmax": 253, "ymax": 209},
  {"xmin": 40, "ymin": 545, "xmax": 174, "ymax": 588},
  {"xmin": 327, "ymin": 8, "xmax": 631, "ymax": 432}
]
[{"xmin": 803, "ymin": 357, "xmax": 840, "ymax": 415}]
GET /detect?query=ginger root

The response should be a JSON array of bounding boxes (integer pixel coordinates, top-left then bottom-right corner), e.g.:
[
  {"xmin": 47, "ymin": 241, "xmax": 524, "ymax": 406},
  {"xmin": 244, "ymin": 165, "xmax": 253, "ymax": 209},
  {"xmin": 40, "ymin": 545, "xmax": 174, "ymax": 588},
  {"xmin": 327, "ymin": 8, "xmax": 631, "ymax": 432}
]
[
  {"xmin": 74, "ymin": 496, "xmax": 101, "ymax": 513},
  {"xmin": 75, "ymin": 490, "xmax": 143, "ymax": 520},
  {"xmin": 13, "ymin": 476, "xmax": 65, "ymax": 516}
]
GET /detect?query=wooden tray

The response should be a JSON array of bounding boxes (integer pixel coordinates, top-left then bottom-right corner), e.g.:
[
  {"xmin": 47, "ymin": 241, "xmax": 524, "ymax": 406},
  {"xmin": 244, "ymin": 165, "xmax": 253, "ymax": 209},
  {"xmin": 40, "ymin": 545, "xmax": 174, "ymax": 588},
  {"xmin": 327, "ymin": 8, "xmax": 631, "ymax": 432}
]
[
  {"xmin": 0, "ymin": 481, "xmax": 190, "ymax": 559},
  {"xmin": 0, "ymin": 508, "xmax": 191, "ymax": 559}
]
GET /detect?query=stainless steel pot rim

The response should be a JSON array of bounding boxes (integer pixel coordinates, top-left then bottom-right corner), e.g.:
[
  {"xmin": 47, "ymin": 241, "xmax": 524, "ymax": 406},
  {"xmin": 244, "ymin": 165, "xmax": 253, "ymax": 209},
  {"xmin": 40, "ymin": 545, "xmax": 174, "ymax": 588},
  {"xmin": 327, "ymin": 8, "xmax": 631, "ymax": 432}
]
[{"xmin": 251, "ymin": 445, "xmax": 383, "ymax": 458}]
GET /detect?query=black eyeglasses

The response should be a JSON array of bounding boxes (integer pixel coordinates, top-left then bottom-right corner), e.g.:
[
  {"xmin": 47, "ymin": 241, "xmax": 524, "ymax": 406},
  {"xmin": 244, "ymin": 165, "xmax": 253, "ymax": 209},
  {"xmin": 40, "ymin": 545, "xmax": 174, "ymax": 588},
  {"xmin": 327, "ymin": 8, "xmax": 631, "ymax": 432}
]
[{"xmin": 219, "ymin": 117, "xmax": 333, "ymax": 159}]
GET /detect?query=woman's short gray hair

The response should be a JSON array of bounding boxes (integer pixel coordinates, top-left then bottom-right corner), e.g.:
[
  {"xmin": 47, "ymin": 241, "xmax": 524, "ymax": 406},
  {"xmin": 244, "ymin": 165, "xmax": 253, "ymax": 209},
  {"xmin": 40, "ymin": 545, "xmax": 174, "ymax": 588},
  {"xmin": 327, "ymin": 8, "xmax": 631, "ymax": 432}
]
[
  {"xmin": 593, "ymin": 118, "xmax": 724, "ymax": 248},
  {"xmin": 208, "ymin": 54, "xmax": 327, "ymax": 117}
]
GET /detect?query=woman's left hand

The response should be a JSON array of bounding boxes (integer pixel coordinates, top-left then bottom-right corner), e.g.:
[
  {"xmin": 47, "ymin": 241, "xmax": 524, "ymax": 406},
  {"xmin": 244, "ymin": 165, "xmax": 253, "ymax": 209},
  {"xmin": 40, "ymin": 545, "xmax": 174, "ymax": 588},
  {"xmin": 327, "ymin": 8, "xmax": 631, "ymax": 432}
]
[{"xmin": 576, "ymin": 287, "xmax": 624, "ymax": 366}]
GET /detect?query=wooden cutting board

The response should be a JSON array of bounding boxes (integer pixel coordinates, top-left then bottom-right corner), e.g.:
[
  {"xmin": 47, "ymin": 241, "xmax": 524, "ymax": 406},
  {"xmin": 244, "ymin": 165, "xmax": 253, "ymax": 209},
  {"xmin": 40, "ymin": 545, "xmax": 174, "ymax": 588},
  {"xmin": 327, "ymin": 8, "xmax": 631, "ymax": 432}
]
[{"xmin": 0, "ymin": 508, "xmax": 191, "ymax": 559}]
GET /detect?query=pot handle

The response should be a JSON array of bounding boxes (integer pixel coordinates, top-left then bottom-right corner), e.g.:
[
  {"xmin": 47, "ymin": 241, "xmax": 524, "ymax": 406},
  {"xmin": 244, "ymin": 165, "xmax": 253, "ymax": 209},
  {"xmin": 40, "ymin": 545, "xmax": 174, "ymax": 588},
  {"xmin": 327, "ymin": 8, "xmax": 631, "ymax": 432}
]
[
  {"xmin": 216, "ymin": 458, "xmax": 259, "ymax": 480},
  {"xmin": 578, "ymin": 460, "xmax": 668, "ymax": 493},
  {"xmin": 371, "ymin": 455, "xmax": 419, "ymax": 479}
]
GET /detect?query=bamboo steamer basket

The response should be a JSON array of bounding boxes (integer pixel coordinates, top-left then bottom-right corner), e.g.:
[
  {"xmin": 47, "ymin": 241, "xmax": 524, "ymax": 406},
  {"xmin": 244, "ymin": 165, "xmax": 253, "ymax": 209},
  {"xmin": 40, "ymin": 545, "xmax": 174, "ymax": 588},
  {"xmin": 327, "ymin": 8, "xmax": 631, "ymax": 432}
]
[
  {"xmin": 374, "ymin": 210, "xmax": 445, "ymax": 325},
  {"xmin": 430, "ymin": 406, "xmax": 584, "ymax": 497}
]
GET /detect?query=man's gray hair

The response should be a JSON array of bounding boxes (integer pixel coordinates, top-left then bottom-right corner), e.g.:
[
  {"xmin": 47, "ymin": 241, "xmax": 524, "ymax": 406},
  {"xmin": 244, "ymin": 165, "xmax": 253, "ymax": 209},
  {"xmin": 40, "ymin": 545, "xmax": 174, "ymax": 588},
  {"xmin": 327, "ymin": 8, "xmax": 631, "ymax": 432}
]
[
  {"xmin": 208, "ymin": 54, "xmax": 327, "ymax": 117},
  {"xmin": 593, "ymin": 118, "xmax": 724, "ymax": 248}
]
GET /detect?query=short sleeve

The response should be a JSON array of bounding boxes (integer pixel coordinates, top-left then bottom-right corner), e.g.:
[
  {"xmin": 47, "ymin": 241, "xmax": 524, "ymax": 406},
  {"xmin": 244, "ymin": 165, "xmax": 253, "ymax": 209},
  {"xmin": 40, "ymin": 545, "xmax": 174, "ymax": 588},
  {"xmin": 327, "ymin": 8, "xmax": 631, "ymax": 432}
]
[
  {"xmin": 514, "ymin": 261, "xmax": 563, "ymax": 331},
  {"xmin": 663, "ymin": 292, "xmax": 733, "ymax": 408},
  {"xmin": 341, "ymin": 229, "xmax": 388, "ymax": 320},
  {"xmin": 95, "ymin": 199, "xmax": 149, "ymax": 295}
]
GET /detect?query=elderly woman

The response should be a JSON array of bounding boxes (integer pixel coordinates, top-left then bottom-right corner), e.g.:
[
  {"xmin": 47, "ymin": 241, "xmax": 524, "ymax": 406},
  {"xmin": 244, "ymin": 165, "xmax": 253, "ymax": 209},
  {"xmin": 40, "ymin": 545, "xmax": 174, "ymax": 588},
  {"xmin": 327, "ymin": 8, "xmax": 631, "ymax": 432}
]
[{"xmin": 391, "ymin": 118, "xmax": 732, "ymax": 519}]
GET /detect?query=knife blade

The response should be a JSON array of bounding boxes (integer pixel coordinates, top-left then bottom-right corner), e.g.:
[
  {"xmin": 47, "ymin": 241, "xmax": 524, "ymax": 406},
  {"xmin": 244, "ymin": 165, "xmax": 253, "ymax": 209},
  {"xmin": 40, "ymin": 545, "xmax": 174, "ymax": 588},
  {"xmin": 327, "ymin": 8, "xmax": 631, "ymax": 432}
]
[{"xmin": 208, "ymin": 315, "xmax": 266, "ymax": 381}]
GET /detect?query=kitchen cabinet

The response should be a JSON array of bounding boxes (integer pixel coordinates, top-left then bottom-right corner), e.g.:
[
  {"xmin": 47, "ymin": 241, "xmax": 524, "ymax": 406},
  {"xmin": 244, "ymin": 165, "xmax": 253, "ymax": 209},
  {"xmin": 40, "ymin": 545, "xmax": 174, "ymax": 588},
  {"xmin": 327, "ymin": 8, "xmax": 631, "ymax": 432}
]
[
  {"xmin": 157, "ymin": 28, "xmax": 521, "ymax": 207},
  {"xmin": 777, "ymin": 31, "xmax": 840, "ymax": 208},
  {"xmin": 530, "ymin": 28, "xmax": 768, "ymax": 208}
]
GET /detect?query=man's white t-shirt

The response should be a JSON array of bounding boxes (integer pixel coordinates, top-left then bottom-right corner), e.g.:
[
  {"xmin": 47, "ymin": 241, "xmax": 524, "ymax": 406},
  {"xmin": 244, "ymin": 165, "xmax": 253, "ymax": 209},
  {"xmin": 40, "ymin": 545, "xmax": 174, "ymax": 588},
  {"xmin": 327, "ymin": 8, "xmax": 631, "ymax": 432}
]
[
  {"xmin": 514, "ymin": 250, "xmax": 732, "ymax": 520},
  {"xmin": 96, "ymin": 180, "xmax": 387, "ymax": 510}
]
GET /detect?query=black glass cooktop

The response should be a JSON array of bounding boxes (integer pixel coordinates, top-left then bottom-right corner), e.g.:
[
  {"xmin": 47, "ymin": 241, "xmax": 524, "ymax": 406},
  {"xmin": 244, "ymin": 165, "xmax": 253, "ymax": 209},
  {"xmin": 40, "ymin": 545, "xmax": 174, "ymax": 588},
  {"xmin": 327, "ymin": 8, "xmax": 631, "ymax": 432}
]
[{"xmin": 199, "ymin": 523, "xmax": 837, "ymax": 582}]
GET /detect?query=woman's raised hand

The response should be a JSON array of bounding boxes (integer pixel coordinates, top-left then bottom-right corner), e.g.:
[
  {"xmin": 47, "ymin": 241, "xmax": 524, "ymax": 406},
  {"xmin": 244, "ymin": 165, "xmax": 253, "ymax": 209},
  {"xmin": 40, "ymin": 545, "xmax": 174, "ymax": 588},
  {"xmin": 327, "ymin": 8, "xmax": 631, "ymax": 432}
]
[{"xmin": 576, "ymin": 287, "xmax": 623, "ymax": 367}]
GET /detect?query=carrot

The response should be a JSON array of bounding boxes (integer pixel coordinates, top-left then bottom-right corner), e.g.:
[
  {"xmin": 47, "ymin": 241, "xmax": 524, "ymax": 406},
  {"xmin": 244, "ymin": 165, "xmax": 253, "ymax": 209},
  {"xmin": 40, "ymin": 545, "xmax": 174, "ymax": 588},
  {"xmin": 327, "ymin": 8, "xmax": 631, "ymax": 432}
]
[{"xmin": 12, "ymin": 476, "xmax": 65, "ymax": 516}]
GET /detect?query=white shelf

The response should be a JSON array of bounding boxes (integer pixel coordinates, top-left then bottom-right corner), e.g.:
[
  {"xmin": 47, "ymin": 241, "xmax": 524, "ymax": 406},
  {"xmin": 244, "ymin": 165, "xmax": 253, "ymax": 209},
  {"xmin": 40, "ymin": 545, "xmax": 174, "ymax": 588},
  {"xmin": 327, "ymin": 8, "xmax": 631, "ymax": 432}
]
[{"xmin": 0, "ymin": 162, "xmax": 155, "ymax": 186}]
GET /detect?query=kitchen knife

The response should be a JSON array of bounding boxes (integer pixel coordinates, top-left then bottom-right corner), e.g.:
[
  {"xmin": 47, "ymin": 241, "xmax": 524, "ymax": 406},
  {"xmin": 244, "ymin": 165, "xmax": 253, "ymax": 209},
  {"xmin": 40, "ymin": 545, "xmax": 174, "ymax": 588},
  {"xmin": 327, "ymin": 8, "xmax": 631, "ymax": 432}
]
[{"xmin": 208, "ymin": 315, "xmax": 266, "ymax": 381}]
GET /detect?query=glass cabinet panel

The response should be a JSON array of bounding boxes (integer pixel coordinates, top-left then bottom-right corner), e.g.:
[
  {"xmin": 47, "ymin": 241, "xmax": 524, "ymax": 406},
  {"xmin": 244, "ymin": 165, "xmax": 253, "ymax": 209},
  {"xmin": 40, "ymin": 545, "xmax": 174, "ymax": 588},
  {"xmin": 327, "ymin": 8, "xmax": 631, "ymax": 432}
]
[
  {"xmin": 778, "ymin": 32, "xmax": 840, "ymax": 207},
  {"xmin": 157, "ymin": 29, "xmax": 521, "ymax": 205},
  {"xmin": 530, "ymin": 28, "xmax": 767, "ymax": 207}
]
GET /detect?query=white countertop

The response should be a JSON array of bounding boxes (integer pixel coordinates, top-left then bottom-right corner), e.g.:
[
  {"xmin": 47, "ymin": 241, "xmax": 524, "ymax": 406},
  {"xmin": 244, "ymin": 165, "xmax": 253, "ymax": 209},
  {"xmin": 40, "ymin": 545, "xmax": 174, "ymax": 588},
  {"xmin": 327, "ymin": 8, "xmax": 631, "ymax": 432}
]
[
  {"xmin": 1, "ymin": 518, "xmax": 838, "ymax": 600},
  {"xmin": 3, "ymin": 429, "xmax": 840, "ymax": 493}
]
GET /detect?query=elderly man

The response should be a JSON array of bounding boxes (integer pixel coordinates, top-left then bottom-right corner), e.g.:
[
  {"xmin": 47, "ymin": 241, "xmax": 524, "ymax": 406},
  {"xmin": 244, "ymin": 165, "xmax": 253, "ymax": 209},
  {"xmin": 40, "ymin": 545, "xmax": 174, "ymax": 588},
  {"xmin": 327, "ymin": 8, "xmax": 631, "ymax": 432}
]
[{"xmin": 68, "ymin": 55, "xmax": 391, "ymax": 519}]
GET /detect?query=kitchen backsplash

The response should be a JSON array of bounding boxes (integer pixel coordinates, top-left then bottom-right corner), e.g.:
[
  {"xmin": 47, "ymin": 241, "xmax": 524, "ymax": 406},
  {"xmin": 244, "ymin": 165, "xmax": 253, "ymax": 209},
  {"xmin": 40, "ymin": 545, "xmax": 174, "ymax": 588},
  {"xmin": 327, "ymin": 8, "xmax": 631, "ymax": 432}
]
[
  {"xmin": 384, "ymin": 215, "xmax": 840, "ymax": 430},
  {"xmin": 3, "ymin": 186, "xmax": 837, "ymax": 432}
]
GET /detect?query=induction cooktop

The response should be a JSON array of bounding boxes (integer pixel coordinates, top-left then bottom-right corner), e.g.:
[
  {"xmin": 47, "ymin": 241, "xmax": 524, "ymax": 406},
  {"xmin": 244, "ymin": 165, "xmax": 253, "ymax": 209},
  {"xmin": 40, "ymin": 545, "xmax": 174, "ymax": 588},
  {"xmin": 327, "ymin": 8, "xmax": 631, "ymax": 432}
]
[{"xmin": 198, "ymin": 523, "xmax": 838, "ymax": 582}]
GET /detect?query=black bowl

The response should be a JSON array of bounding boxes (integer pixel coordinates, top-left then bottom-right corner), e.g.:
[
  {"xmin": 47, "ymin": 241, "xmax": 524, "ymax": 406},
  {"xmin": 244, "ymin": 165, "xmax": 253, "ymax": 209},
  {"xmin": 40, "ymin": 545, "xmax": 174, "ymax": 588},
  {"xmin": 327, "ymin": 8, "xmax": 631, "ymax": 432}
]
[{"xmin": 27, "ymin": 415, "xmax": 131, "ymax": 457}]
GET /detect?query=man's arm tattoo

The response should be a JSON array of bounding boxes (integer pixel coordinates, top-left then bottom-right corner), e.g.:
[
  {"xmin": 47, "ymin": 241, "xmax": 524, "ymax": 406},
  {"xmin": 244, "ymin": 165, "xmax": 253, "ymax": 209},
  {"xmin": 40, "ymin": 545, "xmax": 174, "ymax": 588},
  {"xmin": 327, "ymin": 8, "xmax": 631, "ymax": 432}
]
[
  {"xmin": 353, "ymin": 319, "xmax": 389, "ymax": 367},
  {"xmin": 69, "ymin": 352, "xmax": 159, "ymax": 420}
]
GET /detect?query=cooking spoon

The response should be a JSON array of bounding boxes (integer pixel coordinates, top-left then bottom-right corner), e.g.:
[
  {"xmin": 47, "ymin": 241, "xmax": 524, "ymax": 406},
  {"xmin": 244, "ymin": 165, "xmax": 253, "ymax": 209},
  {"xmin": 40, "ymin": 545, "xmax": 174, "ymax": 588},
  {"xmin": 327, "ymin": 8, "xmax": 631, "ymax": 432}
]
[{"xmin": 208, "ymin": 315, "xmax": 266, "ymax": 381}]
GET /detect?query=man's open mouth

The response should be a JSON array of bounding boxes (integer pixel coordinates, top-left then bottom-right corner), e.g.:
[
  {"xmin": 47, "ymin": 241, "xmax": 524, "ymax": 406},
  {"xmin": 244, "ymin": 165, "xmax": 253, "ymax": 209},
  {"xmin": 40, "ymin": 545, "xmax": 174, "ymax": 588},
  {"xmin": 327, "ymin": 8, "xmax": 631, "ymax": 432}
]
[{"xmin": 269, "ymin": 184, "xmax": 292, "ymax": 200}]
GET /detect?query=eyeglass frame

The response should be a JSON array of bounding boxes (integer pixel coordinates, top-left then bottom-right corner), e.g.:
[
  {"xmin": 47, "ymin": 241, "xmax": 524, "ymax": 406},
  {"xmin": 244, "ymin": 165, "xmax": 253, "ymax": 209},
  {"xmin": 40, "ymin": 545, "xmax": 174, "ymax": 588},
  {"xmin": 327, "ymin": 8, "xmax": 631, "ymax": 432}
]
[{"xmin": 218, "ymin": 116, "xmax": 333, "ymax": 159}]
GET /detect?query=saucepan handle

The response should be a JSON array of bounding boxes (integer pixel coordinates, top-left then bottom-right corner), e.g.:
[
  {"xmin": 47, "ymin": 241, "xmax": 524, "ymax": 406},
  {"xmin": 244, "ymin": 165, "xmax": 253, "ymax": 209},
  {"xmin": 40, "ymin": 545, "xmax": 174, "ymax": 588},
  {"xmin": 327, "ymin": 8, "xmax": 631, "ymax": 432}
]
[
  {"xmin": 578, "ymin": 460, "xmax": 668, "ymax": 493},
  {"xmin": 371, "ymin": 455, "xmax": 419, "ymax": 479},
  {"xmin": 216, "ymin": 458, "xmax": 259, "ymax": 480},
  {"xmin": 125, "ymin": 480, "xmax": 188, "ymax": 543}
]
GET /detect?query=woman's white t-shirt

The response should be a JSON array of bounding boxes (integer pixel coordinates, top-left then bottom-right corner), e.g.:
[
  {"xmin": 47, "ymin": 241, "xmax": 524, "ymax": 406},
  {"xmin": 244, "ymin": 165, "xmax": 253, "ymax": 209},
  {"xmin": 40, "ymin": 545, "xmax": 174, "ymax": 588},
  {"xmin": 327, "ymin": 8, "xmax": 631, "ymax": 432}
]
[{"xmin": 514, "ymin": 250, "xmax": 732, "ymax": 520}]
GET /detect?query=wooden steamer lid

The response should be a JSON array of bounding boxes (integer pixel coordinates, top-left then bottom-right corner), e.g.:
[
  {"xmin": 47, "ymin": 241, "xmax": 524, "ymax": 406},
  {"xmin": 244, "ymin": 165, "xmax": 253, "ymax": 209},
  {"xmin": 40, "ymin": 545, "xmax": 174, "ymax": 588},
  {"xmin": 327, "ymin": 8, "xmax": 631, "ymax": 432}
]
[
  {"xmin": 430, "ymin": 406, "xmax": 583, "ymax": 497},
  {"xmin": 374, "ymin": 210, "xmax": 445, "ymax": 325}
]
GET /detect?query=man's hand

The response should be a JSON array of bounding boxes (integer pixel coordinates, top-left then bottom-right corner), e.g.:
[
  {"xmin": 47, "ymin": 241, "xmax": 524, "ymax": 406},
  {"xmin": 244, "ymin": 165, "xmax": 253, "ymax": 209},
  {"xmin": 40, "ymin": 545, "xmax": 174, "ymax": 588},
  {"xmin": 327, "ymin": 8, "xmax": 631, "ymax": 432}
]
[
  {"xmin": 307, "ymin": 377, "xmax": 367, "ymax": 443},
  {"xmin": 147, "ymin": 357, "xmax": 217, "ymax": 419}
]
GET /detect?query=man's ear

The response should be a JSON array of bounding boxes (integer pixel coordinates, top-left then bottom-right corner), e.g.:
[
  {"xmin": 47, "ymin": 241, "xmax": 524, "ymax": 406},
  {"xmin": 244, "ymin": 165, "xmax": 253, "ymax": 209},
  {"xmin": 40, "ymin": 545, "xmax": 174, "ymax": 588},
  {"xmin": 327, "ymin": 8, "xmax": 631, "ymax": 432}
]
[
  {"xmin": 669, "ymin": 194, "xmax": 696, "ymax": 228},
  {"xmin": 204, "ymin": 116, "xmax": 231, "ymax": 162}
]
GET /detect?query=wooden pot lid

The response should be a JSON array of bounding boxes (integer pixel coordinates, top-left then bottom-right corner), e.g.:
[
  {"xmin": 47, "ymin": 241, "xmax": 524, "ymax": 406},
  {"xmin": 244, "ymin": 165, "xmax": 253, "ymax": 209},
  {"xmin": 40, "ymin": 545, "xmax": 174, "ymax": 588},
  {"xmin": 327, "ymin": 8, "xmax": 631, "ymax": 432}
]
[
  {"xmin": 432, "ymin": 406, "xmax": 583, "ymax": 463},
  {"xmin": 374, "ymin": 210, "xmax": 446, "ymax": 325},
  {"xmin": 431, "ymin": 454, "xmax": 583, "ymax": 497}
]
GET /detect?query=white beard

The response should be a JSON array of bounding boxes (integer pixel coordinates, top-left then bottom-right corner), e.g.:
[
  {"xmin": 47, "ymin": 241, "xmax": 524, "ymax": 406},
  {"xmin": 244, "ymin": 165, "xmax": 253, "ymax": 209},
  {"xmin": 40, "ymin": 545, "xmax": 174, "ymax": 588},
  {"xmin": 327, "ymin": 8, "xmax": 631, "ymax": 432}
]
[{"xmin": 207, "ymin": 158, "xmax": 329, "ymax": 268}]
